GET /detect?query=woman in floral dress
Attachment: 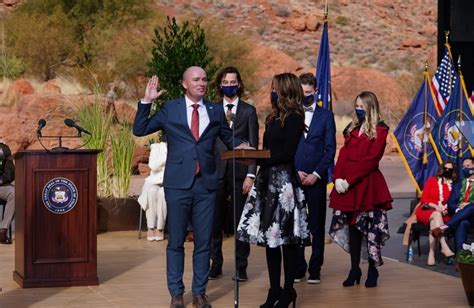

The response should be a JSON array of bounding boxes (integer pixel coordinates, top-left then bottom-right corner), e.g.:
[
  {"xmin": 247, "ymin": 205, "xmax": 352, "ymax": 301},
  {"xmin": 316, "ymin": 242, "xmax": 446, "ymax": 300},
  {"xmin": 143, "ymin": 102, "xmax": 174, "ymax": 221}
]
[
  {"xmin": 237, "ymin": 73, "xmax": 309, "ymax": 308},
  {"xmin": 329, "ymin": 91, "xmax": 392, "ymax": 288}
]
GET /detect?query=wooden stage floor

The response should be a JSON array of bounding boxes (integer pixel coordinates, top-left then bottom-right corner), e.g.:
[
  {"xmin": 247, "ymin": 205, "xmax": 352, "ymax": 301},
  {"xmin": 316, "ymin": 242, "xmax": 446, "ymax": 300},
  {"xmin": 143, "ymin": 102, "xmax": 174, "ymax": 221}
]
[{"xmin": 0, "ymin": 231, "xmax": 468, "ymax": 307}]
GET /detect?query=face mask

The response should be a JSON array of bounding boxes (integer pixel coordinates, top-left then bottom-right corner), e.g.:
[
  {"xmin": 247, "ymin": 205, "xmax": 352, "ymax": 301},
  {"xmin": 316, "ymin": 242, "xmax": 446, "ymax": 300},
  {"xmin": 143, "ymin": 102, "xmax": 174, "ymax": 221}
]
[
  {"xmin": 221, "ymin": 85, "xmax": 239, "ymax": 98},
  {"xmin": 303, "ymin": 94, "xmax": 314, "ymax": 106},
  {"xmin": 355, "ymin": 108, "xmax": 366, "ymax": 120},
  {"xmin": 271, "ymin": 91, "xmax": 279, "ymax": 105},
  {"xmin": 442, "ymin": 168, "xmax": 454, "ymax": 178},
  {"xmin": 463, "ymin": 167, "xmax": 474, "ymax": 178}
]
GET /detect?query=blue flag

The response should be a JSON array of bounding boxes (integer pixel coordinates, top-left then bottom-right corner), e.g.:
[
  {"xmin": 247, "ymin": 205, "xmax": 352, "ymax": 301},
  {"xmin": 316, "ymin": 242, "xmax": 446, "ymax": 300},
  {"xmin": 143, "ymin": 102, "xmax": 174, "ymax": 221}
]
[
  {"xmin": 315, "ymin": 19, "xmax": 331, "ymax": 110},
  {"xmin": 430, "ymin": 72, "xmax": 473, "ymax": 173},
  {"xmin": 392, "ymin": 72, "xmax": 440, "ymax": 193}
]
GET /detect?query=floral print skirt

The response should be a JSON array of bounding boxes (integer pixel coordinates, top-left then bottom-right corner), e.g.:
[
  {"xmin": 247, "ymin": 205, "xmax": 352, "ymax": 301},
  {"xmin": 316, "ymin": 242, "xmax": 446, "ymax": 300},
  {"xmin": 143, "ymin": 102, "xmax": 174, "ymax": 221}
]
[
  {"xmin": 329, "ymin": 210, "xmax": 390, "ymax": 266},
  {"xmin": 237, "ymin": 164, "xmax": 310, "ymax": 248}
]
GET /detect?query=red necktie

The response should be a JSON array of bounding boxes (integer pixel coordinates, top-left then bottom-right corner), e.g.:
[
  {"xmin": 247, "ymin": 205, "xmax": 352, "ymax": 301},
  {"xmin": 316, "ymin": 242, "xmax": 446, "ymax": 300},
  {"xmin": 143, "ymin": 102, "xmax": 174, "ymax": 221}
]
[
  {"xmin": 464, "ymin": 181, "xmax": 471, "ymax": 203},
  {"xmin": 191, "ymin": 104, "xmax": 200, "ymax": 174}
]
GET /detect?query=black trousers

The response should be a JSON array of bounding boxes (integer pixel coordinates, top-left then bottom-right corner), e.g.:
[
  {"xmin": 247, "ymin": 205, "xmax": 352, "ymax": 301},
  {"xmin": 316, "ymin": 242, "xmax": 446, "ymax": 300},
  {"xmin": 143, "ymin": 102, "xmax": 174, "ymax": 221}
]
[
  {"xmin": 296, "ymin": 180, "xmax": 327, "ymax": 277},
  {"xmin": 210, "ymin": 171, "xmax": 250, "ymax": 271}
]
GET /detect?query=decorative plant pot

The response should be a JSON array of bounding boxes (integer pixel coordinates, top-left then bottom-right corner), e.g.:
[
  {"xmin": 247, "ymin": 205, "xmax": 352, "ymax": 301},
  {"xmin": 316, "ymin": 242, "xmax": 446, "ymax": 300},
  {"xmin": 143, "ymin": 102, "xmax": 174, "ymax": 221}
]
[
  {"xmin": 458, "ymin": 262, "xmax": 474, "ymax": 306},
  {"xmin": 97, "ymin": 197, "xmax": 147, "ymax": 232}
]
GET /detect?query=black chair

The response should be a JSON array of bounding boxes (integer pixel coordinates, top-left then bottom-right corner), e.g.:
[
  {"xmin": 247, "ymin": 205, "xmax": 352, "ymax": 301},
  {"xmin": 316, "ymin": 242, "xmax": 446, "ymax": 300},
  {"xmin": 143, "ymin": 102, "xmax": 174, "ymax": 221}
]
[{"xmin": 0, "ymin": 198, "xmax": 13, "ymax": 242}]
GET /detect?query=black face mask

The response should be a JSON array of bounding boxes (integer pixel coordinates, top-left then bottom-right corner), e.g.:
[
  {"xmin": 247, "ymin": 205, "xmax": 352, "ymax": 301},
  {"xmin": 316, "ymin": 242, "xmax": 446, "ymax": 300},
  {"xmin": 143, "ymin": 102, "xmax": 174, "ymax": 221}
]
[
  {"xmin": 463, "ymin": 167, "xmax": 474, "ymax": 178},
  {"xmin": 303, "ymin": 94, "xmax": 314, "ymax": 106},
  {"xmin": 442, "ymin": 168, "xmax": 454, "ymax": 179}
]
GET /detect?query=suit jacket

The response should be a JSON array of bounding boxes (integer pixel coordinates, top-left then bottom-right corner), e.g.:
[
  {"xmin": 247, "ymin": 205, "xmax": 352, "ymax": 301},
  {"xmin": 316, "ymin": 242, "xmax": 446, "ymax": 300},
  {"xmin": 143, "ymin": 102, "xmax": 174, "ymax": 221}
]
[
  {"xmin": 214, "ymin": 99, "xmax": 259, "ymax": 181},
  {"xmin": 0, "ymin": 143, "xmax": 14, "ymax": 185},
  {"xmin": 294, "ymin": 107, "xmax": 336, "ymax": 182},
  {"xmin": 447, "ymin": 179, "xmax": 465, "ymax": 213},
  {"xmin": 133, "ymin": 98, "xmax": 239, "ymax": 190}
]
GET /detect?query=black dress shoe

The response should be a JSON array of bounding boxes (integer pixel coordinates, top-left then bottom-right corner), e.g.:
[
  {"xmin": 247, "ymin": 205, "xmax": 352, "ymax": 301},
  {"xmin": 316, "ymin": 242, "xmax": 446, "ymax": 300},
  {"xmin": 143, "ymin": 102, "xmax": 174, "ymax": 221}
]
[
  {"xmin": 232, "ymin": 269, "xmax": 248, "ymax": 282},
  {"xmin": 208, "ymin": 267, "xmax": 222, "ymax": 280},
  {"xmin": 307, "ymin": 272, "xmax": 321, "ymax": 284}
]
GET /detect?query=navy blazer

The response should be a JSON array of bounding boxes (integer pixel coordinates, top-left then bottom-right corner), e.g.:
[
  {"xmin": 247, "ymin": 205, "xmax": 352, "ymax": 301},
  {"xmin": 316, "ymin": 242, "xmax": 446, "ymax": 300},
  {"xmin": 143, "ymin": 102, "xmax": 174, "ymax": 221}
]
[
  {"xmin": 447, "ymin": 179, "xmax": 464, "ymax": 213},
  {"xmin": 294, "ymin": 107, "xmax": 336, "ymax": 181},
  {"xmin": 133, "ymin": 97, "xmax": 239, "ymax": 190}
]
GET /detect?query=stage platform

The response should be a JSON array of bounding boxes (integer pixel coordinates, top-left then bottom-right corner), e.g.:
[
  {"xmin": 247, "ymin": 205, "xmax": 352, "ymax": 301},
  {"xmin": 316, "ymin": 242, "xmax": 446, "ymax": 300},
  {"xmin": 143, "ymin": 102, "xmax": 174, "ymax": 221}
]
[{"xmin": 0, "ymin": 231, "xmax": 467, "ymax": 307}]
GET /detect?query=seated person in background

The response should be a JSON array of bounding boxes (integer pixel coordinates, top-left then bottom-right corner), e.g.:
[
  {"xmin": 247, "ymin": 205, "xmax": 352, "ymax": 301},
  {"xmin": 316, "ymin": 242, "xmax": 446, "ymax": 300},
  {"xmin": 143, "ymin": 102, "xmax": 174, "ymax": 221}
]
[
  {"xmin": 433, "ymin": 156, "xmax": 474, "ymax": 252},
  {"xmin": 415, "ymin": 160, "xmax": 455, "ymax": 265},
  {"xmin": 0, "ymin": 141, "xmax": 15, "ymax": 245},
  {"xmin": 138, "ymin": 141, "xmax": 167, "ymax": 241}
]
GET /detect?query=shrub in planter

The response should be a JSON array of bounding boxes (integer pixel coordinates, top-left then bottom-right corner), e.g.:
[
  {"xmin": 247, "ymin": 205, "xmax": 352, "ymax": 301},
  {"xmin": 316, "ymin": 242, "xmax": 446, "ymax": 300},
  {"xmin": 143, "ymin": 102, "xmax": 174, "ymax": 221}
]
[{"xmin": 456, "ymin": 243, "xmax": 474, "ymax": 306}]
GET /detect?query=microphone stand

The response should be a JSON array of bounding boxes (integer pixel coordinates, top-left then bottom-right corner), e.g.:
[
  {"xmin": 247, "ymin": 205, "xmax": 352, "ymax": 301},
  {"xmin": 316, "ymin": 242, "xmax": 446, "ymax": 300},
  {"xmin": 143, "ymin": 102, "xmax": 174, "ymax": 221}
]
[{"xmin": 231, "ymin": 115, "xmax": 239, "ymax": 308}]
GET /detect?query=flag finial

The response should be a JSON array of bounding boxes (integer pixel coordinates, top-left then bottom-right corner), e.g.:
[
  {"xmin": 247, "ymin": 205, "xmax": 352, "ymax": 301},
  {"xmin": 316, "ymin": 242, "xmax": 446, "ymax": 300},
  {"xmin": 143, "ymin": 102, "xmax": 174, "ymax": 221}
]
[
  {"xmin": 445, "ymin": 31, "xmax": 450, "ymax": 45},
  {"xmin": 424, "ymin": 61, "xmax": 428, "ymax": 72},
  {"xmin": 458, "ymin": 55, "xmax": 462, "ymax": 72},
  {"xmin": 324, "ymin": 0, "xmax": 328, "ymax": 20}
]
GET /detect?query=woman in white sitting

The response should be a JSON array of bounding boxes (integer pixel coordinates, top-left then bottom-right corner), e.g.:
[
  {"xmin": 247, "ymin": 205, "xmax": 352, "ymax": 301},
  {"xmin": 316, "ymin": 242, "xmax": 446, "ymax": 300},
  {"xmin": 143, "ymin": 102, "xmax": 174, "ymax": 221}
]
[{"xmin": 138, "ymin": 142, "xmax": 167, "ymax": 241}]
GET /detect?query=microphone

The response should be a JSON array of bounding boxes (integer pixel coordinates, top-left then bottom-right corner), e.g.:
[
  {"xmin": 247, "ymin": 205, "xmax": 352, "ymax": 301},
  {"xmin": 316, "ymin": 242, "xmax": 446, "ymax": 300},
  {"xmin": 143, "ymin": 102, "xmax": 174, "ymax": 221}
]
[
  {"xmin": 64, "ymin": 118, "xmax": 91, "ymax": 135},
  {"xmin": 37, "ymin": 119, "xmax": 46, "ymax": 137}
]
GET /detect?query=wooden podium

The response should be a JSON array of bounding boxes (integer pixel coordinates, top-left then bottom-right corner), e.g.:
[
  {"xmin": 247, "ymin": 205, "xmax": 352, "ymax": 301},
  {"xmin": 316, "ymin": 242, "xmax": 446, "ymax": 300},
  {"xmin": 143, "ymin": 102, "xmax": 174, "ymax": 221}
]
[
  {"xmin": 221, "ymin": 149, "xmax": 270, "ymax": 160},
  {"xmin": 13, "ymin": 150, "xmax": 100, "ymax": 288}
]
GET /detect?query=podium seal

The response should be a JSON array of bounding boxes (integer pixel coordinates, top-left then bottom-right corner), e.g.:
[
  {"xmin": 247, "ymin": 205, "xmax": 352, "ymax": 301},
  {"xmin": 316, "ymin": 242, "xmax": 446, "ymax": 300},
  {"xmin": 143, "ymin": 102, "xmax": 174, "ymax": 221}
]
[{"xmin": 42, "ymin": 177, "xmax": 78, "ymax": 214}]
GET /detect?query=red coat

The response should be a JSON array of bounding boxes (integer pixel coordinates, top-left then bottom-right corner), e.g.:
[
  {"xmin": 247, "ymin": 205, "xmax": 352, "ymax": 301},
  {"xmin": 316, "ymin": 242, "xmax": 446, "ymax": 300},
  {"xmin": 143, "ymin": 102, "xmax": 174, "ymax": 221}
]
[{"xmin": 329, "ymin": 124, "xmax": 393, "ymax": 212}]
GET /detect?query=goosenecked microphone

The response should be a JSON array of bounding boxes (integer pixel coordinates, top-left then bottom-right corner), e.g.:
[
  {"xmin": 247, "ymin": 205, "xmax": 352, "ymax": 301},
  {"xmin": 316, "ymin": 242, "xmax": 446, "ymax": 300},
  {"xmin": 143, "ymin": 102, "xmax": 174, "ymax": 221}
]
[
  {"xmin": 37, "ymin": 119, "xmax": 46, "ymax": 137},
  {"xmin": 64, "ymin": 118, "xmax": 91, "ymax": 135}
]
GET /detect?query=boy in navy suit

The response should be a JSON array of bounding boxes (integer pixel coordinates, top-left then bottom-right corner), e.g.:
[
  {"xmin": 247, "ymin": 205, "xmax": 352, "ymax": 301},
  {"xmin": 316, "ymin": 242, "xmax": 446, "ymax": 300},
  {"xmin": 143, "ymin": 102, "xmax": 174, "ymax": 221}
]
[{"xmin": 294, "ymin": 73, "xmax": 336, "ymax": 284}]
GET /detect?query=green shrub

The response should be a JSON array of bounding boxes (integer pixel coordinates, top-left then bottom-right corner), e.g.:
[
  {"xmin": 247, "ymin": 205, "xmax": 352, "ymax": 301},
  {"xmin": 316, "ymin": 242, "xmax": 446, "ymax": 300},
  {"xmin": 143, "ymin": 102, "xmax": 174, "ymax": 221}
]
[
  {"xmin": 148, "ymin": 16, "xmax": 219, "ymax": 106},
  {"xmin": 5, "ymin": 10, "xmax": 76, "ymax": 80},
  {"xmin": 110, "ymin": 124, "xmax": 136, "ymax": 198},
  {"xmin": 457, "ymin": 249, "xmax": 474, "ymax": 264},
  {"xmin": 76, "ymin": 94, "xmax": 113, "ymax": 197},
  {"xmin": 0, "ymin": 54, "xmax": 24, "ymax": 80}
]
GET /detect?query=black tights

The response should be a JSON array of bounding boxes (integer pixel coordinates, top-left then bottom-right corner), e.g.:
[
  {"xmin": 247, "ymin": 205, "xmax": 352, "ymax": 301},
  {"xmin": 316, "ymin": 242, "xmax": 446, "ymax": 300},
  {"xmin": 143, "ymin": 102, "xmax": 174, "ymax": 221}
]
[
  {"xmin": 265, "ymin": 245, "xmax": 297, "ymax": 291},
  {"xmin": 349, "ymin": 225, "xmax": 376, "ymax": 270}
]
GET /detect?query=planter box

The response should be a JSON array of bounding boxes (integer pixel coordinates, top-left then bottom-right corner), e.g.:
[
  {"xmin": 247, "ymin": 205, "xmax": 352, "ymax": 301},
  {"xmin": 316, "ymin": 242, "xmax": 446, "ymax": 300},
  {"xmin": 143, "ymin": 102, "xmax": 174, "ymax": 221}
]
[
  {"xmin": 458, "ymin": 262, "xmax": 474, "ymax": 306},
  {"xmin": 97, "ymin": 197, "xmax": 147, "ymax": 232}
]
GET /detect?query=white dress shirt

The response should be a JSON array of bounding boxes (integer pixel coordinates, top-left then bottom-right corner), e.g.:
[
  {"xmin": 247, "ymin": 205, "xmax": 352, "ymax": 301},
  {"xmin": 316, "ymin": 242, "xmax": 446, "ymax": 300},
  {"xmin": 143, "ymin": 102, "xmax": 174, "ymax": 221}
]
[
  {"xmin": 303, "ymin": 102, "xmax": 316, "ymax": 138},
  {"xmin": 185, "ymin": 96, "xmax": 209, "ymax": 137},
  {"xmin": 302, "ymin": 102, "xmax": 321, "ymax": 179}
]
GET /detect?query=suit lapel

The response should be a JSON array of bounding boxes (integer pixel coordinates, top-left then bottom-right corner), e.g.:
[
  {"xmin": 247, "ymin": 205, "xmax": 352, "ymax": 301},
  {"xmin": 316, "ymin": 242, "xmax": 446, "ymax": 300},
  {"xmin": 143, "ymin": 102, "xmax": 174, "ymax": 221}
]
[
  {"xmin": 200, "ymin": 100, "xmax": 214, "ymax": 138},
  {"xmin": 307, "ymin": 107, "xmax": 322, "ymax": 137},
  {"xmin": 177, "ymin": 98, "xmax": 197, "ymax": 140},
  {"xmin": 233, "ymin": 100, "xmax": 244, "ymax": 129}
]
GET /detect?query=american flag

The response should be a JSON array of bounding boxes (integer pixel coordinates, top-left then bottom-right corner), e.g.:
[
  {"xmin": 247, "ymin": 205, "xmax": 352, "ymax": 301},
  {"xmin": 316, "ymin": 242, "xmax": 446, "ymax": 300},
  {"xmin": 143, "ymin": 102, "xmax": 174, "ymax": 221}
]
[{"xmin": 430, "ymin": 46, "xmax": 457, "ymax": 113}]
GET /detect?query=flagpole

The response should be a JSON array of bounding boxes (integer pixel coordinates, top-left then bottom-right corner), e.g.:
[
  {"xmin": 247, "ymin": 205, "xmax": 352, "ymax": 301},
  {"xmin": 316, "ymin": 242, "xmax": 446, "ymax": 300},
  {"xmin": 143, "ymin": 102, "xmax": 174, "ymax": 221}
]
[
  {"xmin": 458, "ymin": 55, "xmax": 463, "ymax": 158},
  {"xmin": 423, "ymin": 62, "xmax": 429, "ymax": 165}
]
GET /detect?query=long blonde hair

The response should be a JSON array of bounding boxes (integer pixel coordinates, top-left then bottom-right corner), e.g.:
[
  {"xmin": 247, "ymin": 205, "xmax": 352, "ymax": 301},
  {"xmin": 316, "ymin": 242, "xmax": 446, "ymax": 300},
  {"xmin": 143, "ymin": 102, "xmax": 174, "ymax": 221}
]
[
  {"xmin": 265, "ymin": 73, "xmax": 305, "ymax": 127},
  {"xmin": 346, "ymin": 91, "xmax": 382, "ymax": 140}
]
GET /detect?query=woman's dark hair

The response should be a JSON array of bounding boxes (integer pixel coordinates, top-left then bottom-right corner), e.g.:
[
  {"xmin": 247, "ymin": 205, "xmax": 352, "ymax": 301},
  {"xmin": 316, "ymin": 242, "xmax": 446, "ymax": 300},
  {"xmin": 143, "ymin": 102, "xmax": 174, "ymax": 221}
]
[
  {"xmin": 215, "ymin": 66, "xmax": 244, "ymax": 97},
  {"xmin": 436, "ymin": 160, "xmax": 457, "ymax": 181},
  {"xmin": 265, "ymin": 73, "xmax": 304, "ymax": 127}
]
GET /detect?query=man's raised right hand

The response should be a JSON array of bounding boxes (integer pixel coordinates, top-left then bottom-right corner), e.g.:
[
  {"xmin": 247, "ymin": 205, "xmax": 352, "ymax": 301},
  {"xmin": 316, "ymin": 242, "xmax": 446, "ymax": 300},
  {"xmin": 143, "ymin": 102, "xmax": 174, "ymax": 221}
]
[{"xmin": 143, "ymin": 75, "xmax": 165, "ymax": 103}]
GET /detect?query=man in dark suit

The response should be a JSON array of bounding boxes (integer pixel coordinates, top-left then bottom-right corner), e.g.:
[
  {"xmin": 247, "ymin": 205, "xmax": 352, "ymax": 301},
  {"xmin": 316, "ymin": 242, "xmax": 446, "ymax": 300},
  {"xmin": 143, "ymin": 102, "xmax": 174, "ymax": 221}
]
[
  {"xmin": 133, "ymin": 67, "xmax": 249, "ymax": 308},
  {"xmin": 294, "ymin": 73, "xmax": 336, "ymax": 284},
  {"xmin": 209, "ymin": 67, "xmax": 259, "ymax": 282},
  {"xmin": 0, "ymin": 141, "xmax": 15, "ymax": 245}
]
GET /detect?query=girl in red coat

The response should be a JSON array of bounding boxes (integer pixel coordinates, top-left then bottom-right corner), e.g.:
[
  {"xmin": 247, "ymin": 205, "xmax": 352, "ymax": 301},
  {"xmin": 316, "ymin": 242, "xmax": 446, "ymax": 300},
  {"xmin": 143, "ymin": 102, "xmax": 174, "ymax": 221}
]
[
  {"xmin": 329, "ymin": 91, "xmax": 392, "ymax": 288},
  {"xmin": 415, "ymin": 161, "xmax": 455, "ymax": 265}
]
